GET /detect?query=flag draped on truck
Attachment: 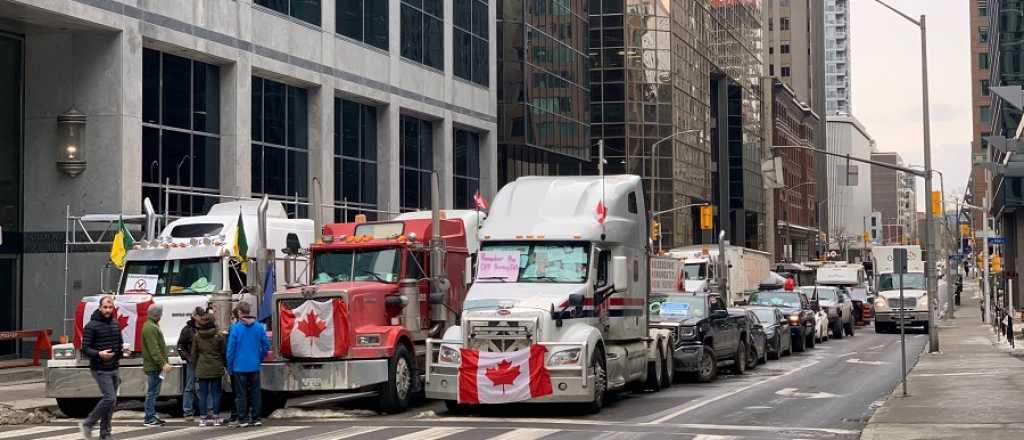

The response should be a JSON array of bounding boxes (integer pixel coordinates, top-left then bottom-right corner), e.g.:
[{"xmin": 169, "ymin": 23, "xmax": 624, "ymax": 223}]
[
  {"xmin": 233, "ymin": 212, "xmax": 249, "ymax": 273},
  {"xmin": 279, "ymin": 298, "xmax": 350, "ymax": 358},
  {"xmin": 73, "ymin": 295, "xmax": 153, "ymax": 352},
  {"xmin": 457, "ymin": 344, "xmax": 552, "ymax": 404}
]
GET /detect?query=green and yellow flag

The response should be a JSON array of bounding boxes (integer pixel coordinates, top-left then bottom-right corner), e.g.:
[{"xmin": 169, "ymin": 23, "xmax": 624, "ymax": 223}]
[
  {"xmin": 109, "ymin": 216, "xmax": 134, "ymax": 269},
  {"xmin": 233, "ymin": 213, "xmax": 249, "ymax": 273}
]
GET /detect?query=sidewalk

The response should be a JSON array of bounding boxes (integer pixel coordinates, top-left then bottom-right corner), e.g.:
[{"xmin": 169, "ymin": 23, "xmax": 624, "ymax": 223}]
[{"xmin": 861, "ymin": 283, "xmax": 1024, "ymax": 439}]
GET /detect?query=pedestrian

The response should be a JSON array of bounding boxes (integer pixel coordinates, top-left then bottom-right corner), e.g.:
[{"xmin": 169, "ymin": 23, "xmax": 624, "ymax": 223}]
[
  {"xmin": 177, "ymin": 307, "xmax": 203, "ymax": 421},
  {"xmin": 224, "ymin": 306, "xmax": 241, "ymax": 426},
  {"xmin": 226, "ymin": 302, "xmax": 270, "ymax": 427},
  {"xmin": 78, "ymin": 295, "xmax": 126, "ymax": 440},
  {"xmin": 191, "ymin": 309, "xmax": 226, "ymax": 426},
  {"xmin": 141, "ymin": 303, "xmax": 171, "ymax": 427}
]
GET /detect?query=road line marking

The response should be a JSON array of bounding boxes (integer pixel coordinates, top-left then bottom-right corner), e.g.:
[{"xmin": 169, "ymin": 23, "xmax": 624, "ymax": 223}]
[
  {"xmin": 837, "ymin": 351, "xmax": 858, "ymax": 358},
  {"xmin": 37, "ymin": 426, "xmax": 148, "ymax": 440},
  {"xmin": 745, "ymin": 406, "xmax": 773, "ymax": 409},
  {"xmin": 324, "ymin": 421, "xmax": 858, "ymax": 436},
  {"xmin": 118, "ymin": 427, "xmax": 204, "ymax": 439},
  {"xmin": 200, "ymin": 426, "xmax": 306, "ymax": 440},
  {"xmin": 487, "ymin": 428, "xmax": 560, "ymax": 440},
  {"xmin": 867, "ymin": 344, "xmax": 886, "ymax": 350},
  {"xmin": 304, "ymin": 426, "xmax": 387, "ymax": 440},
  {"xmin": 644, "ymin": 360, "xmax": 821, "ymax": 424},
  {"xmin": 0, "ymin": 426, "xmax": 69, "ymax": 439},
  {"xmin": 388, "ymin": 427, "xmax": 471, "ymax": 440},
  {"xmin": 913, "ymin": 371, "xmax": 1001, "ymax": 377},
  {"xmin": 658, "ymin": 423, "xmax": 859, "ymax": 435},
  {"xmin": 846, "ymin": 358, "xmax": 888, "ymax": 366},
  {"xmin": 692, "ymin": 436, "xmax": 738, "ymax": 440}
]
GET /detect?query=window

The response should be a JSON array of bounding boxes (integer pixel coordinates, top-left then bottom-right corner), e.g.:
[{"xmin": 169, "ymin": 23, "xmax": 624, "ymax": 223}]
[
  {"xmin": 255, "ymin": 0, "xmax": 321, "ymax": 26},
  {"xmin": 780, "ymin": 17, "xmax": 790, "ymax": 31},
  {"xmin": 142, "ymin": 48, "xmax": 220, "ymax": 217},
  {"xmin": 980, "ymin": 105, "xmax": 991, "ymax": 123},
  {"xmin": 400, "ymin": 115, "xmax": 434, "ymax": 211},
  {"xmin": 401, "ymin": 0, "xmax": 444, "ymax": 70},
  {"xmin": 980, "ymin": 52, "xmax": 989, "ymax": 69},
  {"xmin": 337, "ymin": 0, "xmax": 388, "ymax": 50},
  {"xmin": 454, "ymin": 0, "xmax": 489, "ymax": 86},
  {"xmin": 453, "ymin": 128, "xmax": 481, "ymax": 209},
  {"xmin": 252, "ymin": 76, "xmax": 308, "ymax": 218},
  {"xmin": 781, "ymin": 43, "xmax": 790, "ymax": 54},
  {"xmin": 981, "ymin": 79, "xmax": 990, "ymax": 96},
  {"xmin": 979, "ymin": 1, "xmax": 988, "ymax": 17},
  {"xmin": 781, "ymin": 66, "xmax": 791, "ymax": 77},
  {"xmin": 979, "ymin": 26, "xmax": 989, "ymax": 43},
  {"xmin": 335, "ymin": 99, "xmax": 379, "ymax": 221}
]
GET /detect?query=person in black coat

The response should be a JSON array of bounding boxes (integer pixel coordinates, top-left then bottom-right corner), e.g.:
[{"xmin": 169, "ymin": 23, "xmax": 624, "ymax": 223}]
[
  {"xmin": 79, "ymin": 295, "xmax": 126, "ymax": 440},
  {"xmin": 177, "ymin": 308, "xmax": 204, "ymax": 420}
]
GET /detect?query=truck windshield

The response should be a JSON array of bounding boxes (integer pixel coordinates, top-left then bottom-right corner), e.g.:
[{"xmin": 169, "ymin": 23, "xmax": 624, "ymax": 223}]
[
  {"xmin": 749, "ymin": 291, "xmax": 803, "ymax": 308},
  {"xmin": 879, "ymin": 273, "xmax": 927, "ymax": 290},
  {"xmin": 120, "ymin": 258, "xmax": 223, "ymax": 296},
  {"xmin": 798, "ymin": 287, "xmax": 837, "ymax": 302},
  {"xmin": 649, "ymin": 295, "xmax": 706, "ymax": 321},
  {"xmin": 479, "ymin": 242, "xmax": 590, "ymax": 283},
  {"xmin": 313, "ymin": 248, "xmax": 401, "ymax": 284},
  {"xmin": 682, "ymin": 263, "xmax": 707, "ymax": 280}
]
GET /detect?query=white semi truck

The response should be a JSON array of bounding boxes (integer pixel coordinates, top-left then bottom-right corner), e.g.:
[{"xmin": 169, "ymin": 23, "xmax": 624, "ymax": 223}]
[
  {"xmin": 47, "ymin": 198, "xmax": 313, "ymax": 417},
  {"xmin": 667, "ymin": 245, "xmax": 771, "ymax": 302},
  {"xmin": 871, "ymin": 245, "xmax": 930, "ymax": 333},
  {"xmin": 424, "ymin": 175, "xmax": 674, "ymax": 413}
]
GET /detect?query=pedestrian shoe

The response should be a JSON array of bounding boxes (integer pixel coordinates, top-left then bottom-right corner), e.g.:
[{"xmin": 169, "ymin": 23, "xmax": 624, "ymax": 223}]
[
  {"xmin": 184, "ymin": 414, "xmax": 194, "ymax": 422},
  {"xmin": 252, "ymin": 420, "xmax": 262, "ymax": 427},
  {"xmin": 78, "ymin": 422, "xmax": 94, "ymax": 440},
  {"xmin": 198, "ymin": 419, "xmax": 208, "ymax": 427},
  {"xmin": 212, "ymin": 418, "xmax": 223, "ymax": 426},
  {"xmin": 142, "ymin": 420, "xmax": 163, "ymax": 427},
  {"xmin": 154, "ymin": 418, "xmax": 167, "ymax": 425},
  {"xmin": 238, "ymin": 420, "xmax": 253, "ymax": 428}
]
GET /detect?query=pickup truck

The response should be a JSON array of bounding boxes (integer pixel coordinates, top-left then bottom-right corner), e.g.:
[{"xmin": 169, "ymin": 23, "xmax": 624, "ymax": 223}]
[
  {"xmin": 799, "ymin": 286, "xmax": 855, "ymax": 339},
  {"xmin": 649, "ymin": 293, "xmax": 749, "ymax": 383},
  {"xmin": 748, "ymin": 290, "xmax": 818, "ymax": 352}
]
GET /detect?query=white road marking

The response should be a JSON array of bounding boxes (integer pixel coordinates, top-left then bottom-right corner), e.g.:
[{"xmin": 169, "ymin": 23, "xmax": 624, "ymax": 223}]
[
  {"xmin": 913, "ymin": 371, "xmax": 1001, "ymax": 378},
  {"xmin": 37, "ymin": 426, "xmax": 148, "ymax": 440},
  {"xmin": 836, "ymin": 351, "xmax": 858, "ymax": 358},
  {"xmin": 774, "ymin": 387, "xmax": 838, "ymax": 399},
  {"xmin": 745, "ymin": 406, "xmax": 773, "ymax": 410},
  {"xmin": 692, "ymin": 435, "xmax": 737, "ymax": 440},
  {"xmin": 388, "ymin": 427, "xmax": 471, "ymax": 440},
  {"xmin": 303, "ymin": 426, "xmax": 387, "ymax": 440},
  {"xmin": 867, "ymin": 344, "xmax": 887, "ymax": 350},
  {"xmin": 846, "ymin": 358, "xmax": 888, "ymax": 366},
  {"xmin": 0, "ymin": 426, "xmax": 69, "ymax": 439},
  {"xmin": 119, "ymin": 427, "xmax": 204, "ymax": 439},
  {"xmin": 487, "ymin": 428, "xmax": 560, "ymax": 440},
  {"xmin": 199, "ymin": 426, "xmax": 306, "ymax": 440},
  {"xmin": 659, "ymin": 423, "xmax": 859, "ymax": 436},
  {"xmin": 644, "ymin": 360, "xmax": 821, "ymax": 424}
]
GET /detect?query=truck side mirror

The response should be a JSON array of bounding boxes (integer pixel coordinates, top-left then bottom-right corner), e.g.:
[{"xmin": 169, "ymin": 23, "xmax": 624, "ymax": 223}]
[
  {"xmin": 612, "ymin": 256, "xmax": 628, "ymax": 291},
  {"xmin": 711, "ymin": 309, "xmax": 729, "ymax": 319},
  {"xmin": 285, "ymin": 233, "xmax": 301, "ymax": 255}
]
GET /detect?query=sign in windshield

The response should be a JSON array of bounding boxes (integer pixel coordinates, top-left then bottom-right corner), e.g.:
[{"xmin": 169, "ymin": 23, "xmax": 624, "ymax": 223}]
[
  {"xmin": 477, "ymin": 251, "xmax": 521, "ymax": 282},
  {"xmin": 478, "ymin": 242, "xmax": 590, "ymax": 283},
  {"xmin": 650, "ymin": 296, "xmax": 706, "ymax": 321},
  {"xmin": 750, "ymin": 291, "xmax": 803, "ymax": 308},
  {"xmin": 120, "ymin": 258, "xmax": 222, "ymax": 296}
]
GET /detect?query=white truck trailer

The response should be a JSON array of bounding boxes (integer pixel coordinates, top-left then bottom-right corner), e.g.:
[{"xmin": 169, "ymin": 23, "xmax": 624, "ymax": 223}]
[
  {"xmin": 871, "ymin": 245, "xmax": 930, "ymax": 332},
  {"xmin": 424, "ymin": 175, "xmax": 673, "ymax": 413},
  {"xmin": 47, "ymin": 198, "xmax": 313, "ymax": 417},
  {"xmin": 667, "ymin": 245, "xmax": 771, "ymax": 302}
]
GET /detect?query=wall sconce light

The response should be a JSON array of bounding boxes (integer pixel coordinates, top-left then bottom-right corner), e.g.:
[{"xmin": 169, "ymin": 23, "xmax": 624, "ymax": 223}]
[{"xmin": 57, "ymin": 109, "xmax": 87, "ymax": 177}]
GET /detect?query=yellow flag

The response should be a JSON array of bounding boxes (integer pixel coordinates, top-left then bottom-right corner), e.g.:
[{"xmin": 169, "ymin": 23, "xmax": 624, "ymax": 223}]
[{"xmin": 109, "ymin": 216, "xmax": 133, "ymax": 269}]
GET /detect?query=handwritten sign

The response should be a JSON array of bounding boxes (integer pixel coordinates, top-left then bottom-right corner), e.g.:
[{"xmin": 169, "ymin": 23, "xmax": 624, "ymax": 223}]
[
  {"xmin": 478, "ymin": 251, "xmax": 521, "ymax": 282},
  {"xmin": 660, "ymin": 302, "xmax": 691, "ymax": 316},
  {"xmin": 124, "ymin": 274, "xmax": 159, "ymax": 294}
]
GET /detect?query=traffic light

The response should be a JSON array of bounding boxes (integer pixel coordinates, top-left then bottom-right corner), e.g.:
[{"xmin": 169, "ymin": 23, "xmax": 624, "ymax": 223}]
[
  {"xmin": 863, "ymin": 232, "xmax": 870, "ymax": 242},
  {"xmin": 931, "ymin": 191, "xmax": 942, "ymax": 217},
  {"xmin": 650, "ymin": 220, "xmax": 661, "ymax": 241},
  {"xmin": 961, "ymin": 224, "xmax": 970, "ymax": 237},
  {"xmin": 699, "ymin": 205, "xmax": 713, "ymax": 230},
  {"xmin": 992, "ymin": 254, "xmax": 1003, "ymax": 273}
]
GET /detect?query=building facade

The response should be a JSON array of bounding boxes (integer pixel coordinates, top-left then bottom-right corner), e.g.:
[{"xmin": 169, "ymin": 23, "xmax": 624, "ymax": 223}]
[
  {"xmin": 762, "ymin": 0, "xmax": 822, "ymax": 107},
  {"xmin": 826, "ymin": 115, "xmax": 874, "ymax": 251},
  {"xmin": 589, "ymin": 0, "xmax": 765, "ymax": 249},
  {"xmin": 968, "ymin": 0, "xmax": 992, "ymax": 230},
  {"xmin": 496, "ymin": 0, "xmax": 590, "ymax": 185},
  {"xmin": 824, "ymin": 0, "xmax": 850, "ymax": 115},
  {"xmin": 870, "ymin": 151, "xmax": 916, "ymax": 245},
  {"xmin": 0, "ymin": 0, "xmax": 497, "ymax": 347},
  {"xmin": 769, "ymin": 80, "xmax": 819, "ymax": 262}
]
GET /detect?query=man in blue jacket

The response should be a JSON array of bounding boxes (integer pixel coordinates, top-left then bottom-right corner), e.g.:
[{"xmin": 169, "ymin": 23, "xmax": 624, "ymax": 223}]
[{"xmin": 226, "ymin": 302, "xmax": 269, "ymax": 427}]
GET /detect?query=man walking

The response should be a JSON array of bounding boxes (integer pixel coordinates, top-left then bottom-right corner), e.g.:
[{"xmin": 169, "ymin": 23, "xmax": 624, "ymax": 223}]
[
  {"xmin": 177, "ymin": 307, "xmax": 202, "ymax": 420},
  {"xmin": 79, "ymin": 295, "xmax": 125, "ymax": 440},
  {"xmin": 141, "ymin": 304, "xmax": 171, "ymax": 427},
  {"xmin": 226, "ymin": 302, "xmax": 270, "ymax": 427}
]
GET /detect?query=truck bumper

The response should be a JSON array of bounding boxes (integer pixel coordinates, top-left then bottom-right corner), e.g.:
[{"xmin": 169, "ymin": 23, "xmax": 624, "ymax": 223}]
[
  {"xmin": 875, "ymin": 311, "xmax": 930, "ymax": 326},
  {"xmin": 261, "ymin": 359, "xmax": 389, "ymax": 392},
  {"xmin": 671, "ymin": 344, "xmax": 705, "ymax": 372},
  {"xmin": 46, "ymin": 364, "xmax": 183, "ymax": 399}
]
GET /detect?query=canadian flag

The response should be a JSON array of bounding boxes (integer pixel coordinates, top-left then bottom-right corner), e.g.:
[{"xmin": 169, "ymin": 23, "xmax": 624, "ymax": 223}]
[
  {"xmin": 458, "ymin": 344, "xmax": 553, "ymax": 404},
  {"xmin": 473, "ymin": 190, "xmax": 488, "ymax": 210},
  {"xmin": 73, "ymin": 295, "xmax": 153, "ymax": 352},
  {"xmin": 279, "ymin": 298, "xmax": 350, "ymax": 358}
]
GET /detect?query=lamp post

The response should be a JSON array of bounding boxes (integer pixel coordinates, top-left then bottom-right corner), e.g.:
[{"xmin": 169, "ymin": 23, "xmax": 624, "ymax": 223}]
[
  {"xmin": 647, "ymin": 129, "xmax": 704, "ymax": 222},
  {"xmin": 872, "ymin": 0, "xmax": 938, "ymax": 352},
  {"xmin": 652, "ymin": 202, "xmax": 710, "ymax": 253}
]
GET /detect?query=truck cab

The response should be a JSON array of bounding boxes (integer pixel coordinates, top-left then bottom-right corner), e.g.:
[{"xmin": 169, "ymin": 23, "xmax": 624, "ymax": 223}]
[{"xmin": 871, "ymin": 246, "xmax": 930, "ymax": 333}]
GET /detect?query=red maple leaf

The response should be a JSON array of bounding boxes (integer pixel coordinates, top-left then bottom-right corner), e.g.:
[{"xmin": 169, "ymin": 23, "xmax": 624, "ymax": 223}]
[
  {"xmin": 296, "ymin": 310, "xmax": 328, "ymax": 340},
  {"xmin": 484, "ymin": 359, "xmax": 521, "ymax": 394},
  {"xmin": 113, "ymin": 307, "xmax": 129, "ymax": 330}
]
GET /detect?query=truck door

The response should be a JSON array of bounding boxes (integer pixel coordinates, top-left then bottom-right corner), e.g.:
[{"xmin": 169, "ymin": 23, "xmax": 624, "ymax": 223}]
[
  {"xmin": 594, "ymin": 249, "xmax": 611, "ymax": 331},
  {"xmin": 708, "ymin": 294, "xmax": 734, "ymax": 357}
]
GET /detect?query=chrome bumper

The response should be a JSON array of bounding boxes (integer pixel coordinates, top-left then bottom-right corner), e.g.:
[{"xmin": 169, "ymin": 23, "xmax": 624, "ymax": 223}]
[
  {"xmin": 875, "ymin": 311, "xmax": 930, "ymax": 324},
  {"xmin": 46, "ymin": 364, "xmax": 183, "ymax": 398},
  {"xmin": 260, "ymin": 359, "xmax": 389, "ymax": 392}
]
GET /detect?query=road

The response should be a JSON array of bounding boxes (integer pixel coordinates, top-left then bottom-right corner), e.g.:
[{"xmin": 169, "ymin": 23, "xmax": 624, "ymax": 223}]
[{"xmin": 2, "ymin": 325, "xmax": 927, "ymax": 440}]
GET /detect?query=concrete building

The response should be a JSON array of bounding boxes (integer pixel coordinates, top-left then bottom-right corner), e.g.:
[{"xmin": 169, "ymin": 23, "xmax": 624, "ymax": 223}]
[
  {"xmin": 824, "ymin": 0, "xmax": 851, "ymax": 115},
  {"xmin": 496, "ymin": 0, "xmax": 590, "ymax": 184},
  {"xmin": 0, "ymin": 0, "xmax": 497, "ymax": 349},
  {"xmin": 826, "ymin": 115, "xmax": 874, "ymax": 251},
  {"xmin": 871, "ymin": 151, "xmax": 916, "ymax": 244},
  {"xmin": 589, "ymin": 0, "xmax": 765, "ymax": 249},
  {"xmin": 768, "ymin": 79, "xmax": 819, "ymax": 262},
  {"xmin": 968, "ymin": 0, "xmax": 992, "ymax": 231}
]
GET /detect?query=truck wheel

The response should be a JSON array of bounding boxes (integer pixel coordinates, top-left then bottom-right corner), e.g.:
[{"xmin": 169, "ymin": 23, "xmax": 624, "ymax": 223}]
[
  {"xmin": 444, "ymin": 400, "xmax": 468, "ymax": 415},
  {"xmin": 638, "ymin": 348, "xmax": 663, "ymax": 393},
  {"xmin": 845, "ymin": 320, "xmax": 855, "ymax": 337},
  {"xmin": 583, "ymin": 349, "xmax": 607, "ymax": 414},
  {"xmin": 660, "ymin": 347, "xmax": 674, "ymax": 388},
  {"xmin": 57, "ymin": 398, "xmax": 98, "ymax": 418},
  {"xmin": 379, "ymin": 344, "xmax": 414, "ymax": 414},
  {"xmin": 832, "ymin": 320, "xmax": 844, "ymax": 340},
  {"xmin": 746, "ymin": 341, "xmax": 758, "ymax": 370},
  {"xmin": 732, "ymin": 340, "xmax": 747, "ymax": 375},
  {"xmin": 260, "ymin": 390, "xmax": 286, "ymax": 417},
  {"xmin": 768, "ymin": 336, "xmax": 780, "ymax": 360},
  {"xmin": 695, "ymin": 345, "xmax": 717, "ymax": 383},
  {"xmin": 792, "ymin": 331, "xmax": 806, "ymax": 352}
]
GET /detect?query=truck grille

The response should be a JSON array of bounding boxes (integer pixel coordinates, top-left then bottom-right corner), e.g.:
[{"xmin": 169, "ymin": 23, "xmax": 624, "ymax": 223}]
[
  {"xmin": 891, "ymin": 298, "xmax": 917, "ymax": 310},
  {"xmin": 466, "ymin": 320, "xmax": 534, "ymax": 353}
]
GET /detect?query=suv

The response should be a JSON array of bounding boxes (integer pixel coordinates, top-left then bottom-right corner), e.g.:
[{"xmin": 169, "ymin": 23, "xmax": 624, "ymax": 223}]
[{"xmin": 748, "ymin": 290, "xmax": 818, "ymax": 352}]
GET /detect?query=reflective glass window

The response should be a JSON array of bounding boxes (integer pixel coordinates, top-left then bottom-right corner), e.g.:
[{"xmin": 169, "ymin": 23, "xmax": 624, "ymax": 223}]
[
  {"xmin": 255, "ymin": 0, "xmax": 321, "ymax": 26},
  {"xmin": 252, "ymin": 76, "xmax": 309, "ymax": 218},
  {"xmin": 453, "ymin": 128, "xmax": 481, "ymax": 209},
  {"xmin": 401, "ymin": 0, "xmax": 444, "ymax": 70},
  {"xmin": 334, "ymin": 99, "xmax": 379, "ymax": 221},
  {"xmin": 454, "ymin": 0, "xmax": 489, "ymax": 86},
  {"xmin": 400, "ymin": 115, "xmax": 434, "ymax": 211},
  {"xmin": 337, "ymin": 0, "xmax": 389, "ymax": 50}
]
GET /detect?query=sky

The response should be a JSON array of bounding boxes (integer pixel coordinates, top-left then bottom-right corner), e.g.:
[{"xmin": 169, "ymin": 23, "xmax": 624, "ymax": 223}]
[{"xmin": 849, "ymin": 0, "xmax": 972, "ymax": 210}]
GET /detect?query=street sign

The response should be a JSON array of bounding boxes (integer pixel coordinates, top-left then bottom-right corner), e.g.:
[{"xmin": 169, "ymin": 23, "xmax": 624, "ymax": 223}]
[
  {"xmin": 988, "ymin": 236, "xmax": 1008, "ymax": 245},
  {"xmin": 893, "ymin": 248, "xmax": 908, "ymax": 274}
]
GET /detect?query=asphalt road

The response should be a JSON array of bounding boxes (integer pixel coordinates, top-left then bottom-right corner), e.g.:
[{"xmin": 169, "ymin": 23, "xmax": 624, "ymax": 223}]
[{"xmin": 4, "ymin": 324, "xmax": 928, "ymax": 440}]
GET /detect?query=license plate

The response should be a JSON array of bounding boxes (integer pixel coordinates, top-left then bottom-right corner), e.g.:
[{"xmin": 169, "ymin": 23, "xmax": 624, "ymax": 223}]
[{"xmin": 300, "ymin": 377, "xmax": 323, "ymax": 389}]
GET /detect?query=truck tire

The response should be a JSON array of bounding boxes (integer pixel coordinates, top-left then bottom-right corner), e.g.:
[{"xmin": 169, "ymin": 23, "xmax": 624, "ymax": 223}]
[
  {"xmin": 379, "ymin": 344, "xmax": 414, "ymax": 414},
  {"xmin": 695, "ymin": 345, "xmax": 717, "ymax": 383},
  {"xmin": 638, "ymin": 347, "xmax": 663, "ymax": 393},
  {"xmin": 660, "ymin": 347, "xmax": 674, "ymax": 388},
  {"xmin": 582, "ymin": 348, "xmax": 607, "ymax": 414},
  {"xmin": 832, "ymin": 319, "xmax": 844, "ymax": 340},
  {"xmin": 261, "ymin": 390, "xmax": 286, "ymax": 417},
  {"xmin": 57, "ymin": 398, "xmax": 98, "ymax": 418},
  {"xmin": 746, "ymin": 341, "xmax": 758, "ymax": 370},
  {"xmin": 792, "ymin": 330, "xmax": 806, "ymax": 352},
  {"xmin": 444, "ymin": 400, "xmax": 468, "ymax": 415},
  {"xmin": 732, "ymin": 340, "xmax": 747, "ymax": 375},
  {"xmin": 805, "ymin": 329, "xmax": 816, "ymax": 348},
  {"xmin": 845, "ymin": 319, "xmax": 855, "ymax": 337}
]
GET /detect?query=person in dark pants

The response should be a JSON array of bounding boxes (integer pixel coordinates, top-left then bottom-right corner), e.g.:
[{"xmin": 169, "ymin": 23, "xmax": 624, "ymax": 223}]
[
  {"xmin": 226, "ymin": 302, "xmax": 270, "ymax": 427},
  {"xmin": 78, "ymin": 295, "xmax": 125, "ymax": 440},
  {"xmin": 176, "ymin": 307, "xmax": 203, "ymax": 421},
  {"xmin": 141, "ymin": 304, "xmax": 171, "ymax": 427},
  {"xmin": 191, "ymin": 310, "xmax": 226, "ymax": 426}
]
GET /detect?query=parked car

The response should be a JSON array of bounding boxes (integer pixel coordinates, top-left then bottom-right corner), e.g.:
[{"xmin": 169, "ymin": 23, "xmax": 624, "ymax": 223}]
[
  {"xmin": 649, "ymin": 293, "xmax": 750, "ymax": 383},
  {"xmin": 738, "ymin": 308, "xmax": 769, "ymax": 368},
  {"xmin": 747, "ymin": 290, "xmax": 818, "ymax": 352},
  {"xmin": 746, "ymin": 306, "xmax": 792, "ymax": 359},
  {"xmin": 800, "ymin": 286, "xmax": 854, "ymax": 339}
]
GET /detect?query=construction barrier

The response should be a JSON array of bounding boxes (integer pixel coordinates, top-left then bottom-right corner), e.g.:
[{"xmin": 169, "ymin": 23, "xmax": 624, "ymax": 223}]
[{"xmin": 0, "ymin": 329, "xmax": 53, "ymax": 368}]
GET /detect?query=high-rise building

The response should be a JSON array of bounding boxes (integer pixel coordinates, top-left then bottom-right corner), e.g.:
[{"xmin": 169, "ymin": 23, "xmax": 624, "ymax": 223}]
[
  {"xmin": 826, "ymin": 115, "xmax": 874, "ymax": 250},
  {"xmin": 763, "ymin": 0, "xmax": 823, "ymax": 106},
  {"xmin": 496, "ymin": 0, "xmax": 591, "ymax": 185},
  {"xmin": 589, "ymin": 0, "xmax": 765, "ymax": 249},
  {"xmin": 768, "ymin": 80, "xmax": 820, "ymax": 262},
  {"xmin": 968, "ymin": 0, "xmax": 992, "ymax": 230},
  {"xmin": 871, "ymin": 152, "xmax": 917, "ymax": 244},
  {"xmin": 0, "ymin": 0, "xmax": 497, "ymax": 348},
  {"xmin": 824, "ymin": 0, "xmax": 851, "ymax": 115}
]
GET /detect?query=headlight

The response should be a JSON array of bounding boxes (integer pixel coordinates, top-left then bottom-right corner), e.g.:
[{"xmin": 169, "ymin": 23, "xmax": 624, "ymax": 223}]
[
  {"xmin": 789, "ymin": 314, "xmax": 800, "ymax": 325},
  {"xmin": 167, "ymin": 346, "xmax": 178, "ymax": 358},
  {"xmin": 678, "ymin": 326, "xmax": 697, "ymax": 339},
  {"xmin": 438, "ymin": 345, "xmax": 461, "ymax": 365},
  {"xmin": 917, "ymin": 295, "xmax": 929, "ymax": 309},
  {"xmin": 356, "ymin": 334, "xmax": 382, "ymax": 346},
  {"xmin": 874, "ymin": 297, "xmax": 888, "ymax": 309},
  {"xmin": 547, "ymin": 348, "xmax": 582, "ymax": 367},
  {"xmin": 52, "ymin": 347, "xmax": 76, "ymax": 360}
]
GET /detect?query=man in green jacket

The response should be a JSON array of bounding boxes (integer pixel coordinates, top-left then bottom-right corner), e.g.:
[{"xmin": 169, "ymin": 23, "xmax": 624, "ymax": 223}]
[{"xmin": 141, "ymin": 304, "xmax": 171, "ymax": 427}]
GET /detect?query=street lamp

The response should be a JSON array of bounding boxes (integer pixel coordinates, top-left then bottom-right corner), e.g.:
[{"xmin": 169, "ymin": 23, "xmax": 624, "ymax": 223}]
[
  {"xmin": 872, "ymin": 0, "xmax": 938, "ymax": 352},
  {"xmin": 648, "ymin": 129, "xmax": 704, "ymax": 216},
  {"xmin": 652, "ymin": 202, "xmax": 709, "ymax": 253},
  {"xmin": 910, "ymin": 164, "xmax": 957, "ymax": 320},
  {"xmin": 56, "ymin": 109, "xmax": 87, "ymax": 177}
]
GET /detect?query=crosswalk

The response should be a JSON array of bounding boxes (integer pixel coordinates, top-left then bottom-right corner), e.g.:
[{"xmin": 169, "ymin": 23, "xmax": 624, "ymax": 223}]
[{"xmin": 0, "ymin": 423, "xmax": 855, "ymax": 440}]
